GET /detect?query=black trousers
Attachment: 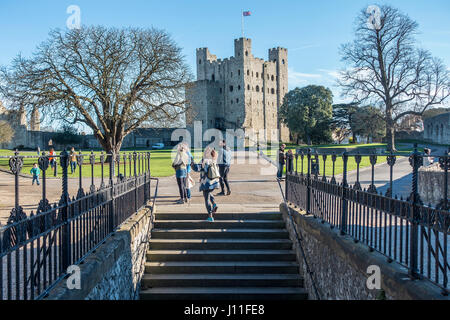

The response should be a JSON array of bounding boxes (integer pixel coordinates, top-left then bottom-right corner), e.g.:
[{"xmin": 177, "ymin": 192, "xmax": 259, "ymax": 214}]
[
  {"xmin": 219, "ymin": 165, "xmax": 230, "ymax": 193},
  {"xmin": 176, "ymin": 177, "xmax": 187, "ymax": 200}
]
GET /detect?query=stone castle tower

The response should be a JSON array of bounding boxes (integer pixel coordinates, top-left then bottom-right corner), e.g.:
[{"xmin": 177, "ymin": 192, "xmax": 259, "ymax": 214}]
[
  {"xmin": 186, "ymin": 38, "xmax": 290, "ymax": 142},
  {"xmin": 30, "ymin": 106, "xmax": 40, "ymax": 131}
]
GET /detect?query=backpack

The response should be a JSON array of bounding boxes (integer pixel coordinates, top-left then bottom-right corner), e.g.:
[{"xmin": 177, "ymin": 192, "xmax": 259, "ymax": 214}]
[{"xmin": 207, "ymin": 162, "xmax": 221, "ymax": 180}]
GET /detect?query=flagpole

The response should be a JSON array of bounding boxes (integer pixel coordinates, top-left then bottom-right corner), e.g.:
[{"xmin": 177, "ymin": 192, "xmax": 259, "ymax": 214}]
[{"xmin": 241, "ymin": 10, "xmax": 244, "ymax": 38}]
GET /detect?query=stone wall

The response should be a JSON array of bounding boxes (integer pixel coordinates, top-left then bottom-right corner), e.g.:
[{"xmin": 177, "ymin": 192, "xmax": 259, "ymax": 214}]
[
  {"xmin": 419, "ymin": 163, "xmax": 449, "ymax": 207},
  {"xmin": 423, "ymin": 112, "xmax": 450, "ymax": 145},
  {"xmin": 280, "ymin": 203, "xmax": 448, "ymax": 300},
  {"xmin": 45, "ymin": 205, "xmax": 153, "ymax": 300}
]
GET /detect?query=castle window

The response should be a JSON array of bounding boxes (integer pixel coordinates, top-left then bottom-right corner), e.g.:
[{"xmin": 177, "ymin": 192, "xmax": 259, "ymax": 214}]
[
  {"xmin": 212, "ymin": 74, "xmax": 215, "ymax": 81},
  {"xmin": 282, "ymin": 59, "xmax": 285, "ymax": 64},
  {"xmin": 245, "ymin": 51, "xmax": 248, "ymax": 56},
  {"xmin": 256, "ymin": 72, "xmax": 259, "ymax": 78},
  {"xmin": 247, "ymin": 85, "xmax": 250, "ymax": 90},
  {"xmin": 256, "ymin": 86, "xmax": 260, "ymax": 92},
  {"xmin": 199, "ymin": 59, "xmax": 202, "ymax": 64},
  {"xmin": 220, "ymin": 88, "xmax": 223, "ymax": 94},
  {"xmin": 231, "ymin": 100, "xmax": 233, "ymax": 104},
  {"xmin": 271, "ymin": 75, "xmax": 275, "ymax": 81},
  {"xmin": 247, "ymin": 70, "xmax": 250, "ymax": 76},
  {"xmin": 271, "ymin": 88, "xmax": 275, "ymax": 94},
  {"xmin": 236, "ymin": 98, "xmax": 239, "ymax": 103},
  {"xmin": 238, "ymin": 85, "xmax": 241, "ymax": 90},
  {"xmin": 230, "ymin": 85, "xmax": 234, "ymax": 92},
  {"xmin": 238, "ymin": 70, "xmax": 241, "ymax": 76},
  {"xmin": 231, "ymin": 72, "xmax": 233, "ymax": 77}
]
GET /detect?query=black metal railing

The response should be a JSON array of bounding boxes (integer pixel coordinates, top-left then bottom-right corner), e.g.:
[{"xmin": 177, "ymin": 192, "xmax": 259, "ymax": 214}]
[
  {"xmin": 0, "ymin": 150, "xmax": 154, "ymax": 300},
  {"xmin": 285, "ymin": 145, "xmax": 449, "ymax": 295}
]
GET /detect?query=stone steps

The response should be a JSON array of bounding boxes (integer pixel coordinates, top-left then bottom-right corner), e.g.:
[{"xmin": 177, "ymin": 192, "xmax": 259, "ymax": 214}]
[
  {"xmin": 140, "ymin": 211, "xmax": 306, "ymax": 300},
  {"xmin": 146, "ymin": 249, "xmax": 297, "ymax": 262},
  {"xmin": 142, "ymin": 274, "xmax": 304, "ymax": 288},
  {"xmin": 145, "ymin": 261, "xmax": 300, "ymax": 274},
  {"xmin": 140, "ymin": 287, "xmax": 308, "ymax": 300},
  {"xmin": 148, "ymin": 239, "xmax": 293, "ymax": 250},
  {"xmin": 151, "ymin": 229, "xmax": 290, "ymax": 239},
  {"xmin": 155, "ymin": 213, "xmax": 283, "ymax": 221},
  {"xmin": 154, "ymin": 220, "xmax": 286, "ymax": 229}
]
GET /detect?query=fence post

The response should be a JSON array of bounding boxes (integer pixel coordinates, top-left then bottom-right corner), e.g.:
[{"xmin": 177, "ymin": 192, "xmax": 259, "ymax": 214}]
[
  {"xmin": 109, "ymin": 152, "xmax": 116, "ymax": 232},
  {"xmin": 307, "ymin": 148, "xmax": 312, "ymax": 215},
  {"xmin": 341, "ymin": 152, "xmax": 349, "ymax": 235},
  {"xmin": 409, "ymin": 144, "xmax": 422, "ymax": 279},
  {"xmin": 59, "ymin": 149, "xmax": 71, "ymax": 271},
  {"xmin": 133, "ymin": 152, "xmax": 138, "ymax": 212}
]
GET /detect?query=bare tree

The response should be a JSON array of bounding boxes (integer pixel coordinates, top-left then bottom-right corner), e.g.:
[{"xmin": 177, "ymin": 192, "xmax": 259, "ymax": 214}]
[
  {"xmin": 0, "ymin": 26, "xmax": 192, "ymax": 153},
  {"xmin": 339, "ymin": 5, "xmax": 450, "ymax": 151}
]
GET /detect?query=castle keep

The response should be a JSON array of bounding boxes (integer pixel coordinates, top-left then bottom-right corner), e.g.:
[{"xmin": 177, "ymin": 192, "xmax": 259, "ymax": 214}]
[{"xmin": 186, "ymin": 38, "xmax": 290, "ymax": 142}]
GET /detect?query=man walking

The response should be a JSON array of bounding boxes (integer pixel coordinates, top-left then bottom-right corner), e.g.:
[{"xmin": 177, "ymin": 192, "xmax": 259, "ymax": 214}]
[
  {"xmin": 277, "ymin": 144, "xmax": 286, "ymax": 179},
  {"xmin": 217, "ymin": 140, "xmax": 232, "ymax": 196}
]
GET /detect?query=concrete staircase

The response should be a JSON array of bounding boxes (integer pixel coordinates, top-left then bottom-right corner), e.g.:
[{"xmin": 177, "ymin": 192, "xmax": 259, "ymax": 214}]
[{"xmin": 139, "ymin": 211, "xmax": 307, "ymax": 300}]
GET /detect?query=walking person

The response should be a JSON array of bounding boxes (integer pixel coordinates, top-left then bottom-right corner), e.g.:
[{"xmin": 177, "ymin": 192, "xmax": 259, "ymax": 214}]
[
  {"xmin": 70, "ymin": 147, "xmax": 78, "ymax": 174},
  {"xmin": 48, "ymin": 147, "xmax": 57, "ymax": 177},
  {"xmin": 217, "ymin": 140, "xmax": 232, "ymax": 196},
  {"xmin": 423, "ymin": 148, "xmax": 434, "ymax": 167},
  {"xmin": 194, "ymin": 148, "xmax": 220, "ymax": 222},
  {"xmin": 30, "ymin": 163, "xmax": 41, "ymax": 186},
  {"xmin": 277, "ymin": 144, "xmax": 286, "ymax": 179},
  {"xmin": 172, "ymin": 144, "xmax": 189, "ymax": 204},
  {"xmin": 286, "ymin": 149, "xmax": 294, "ymax": 174},
  {"xmin": 185, "ymin": 143, "xmax": 195, "ymax": 203}
]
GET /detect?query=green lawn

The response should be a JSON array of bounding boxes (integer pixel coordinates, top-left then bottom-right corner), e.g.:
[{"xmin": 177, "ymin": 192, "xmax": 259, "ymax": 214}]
[
  {"xmin": 260, "ymin": 142, "xmax": 422, "ymax": 176},
  {"xmin": 0, "ymin": 149, "xmax": 207, "ymax": 178},
  {"xmin": 0, "ymin": 149, "xmax": 174, "ymax": 178},
  {"xmin": 0, "ymin": 143, "xmax": 421, "ymax": 179}
]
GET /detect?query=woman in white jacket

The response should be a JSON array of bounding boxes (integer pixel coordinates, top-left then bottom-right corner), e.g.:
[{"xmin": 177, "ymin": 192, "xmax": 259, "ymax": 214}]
[{"xmin": 194, "ymin": 148, "xmax": 221, "ymax": 222}]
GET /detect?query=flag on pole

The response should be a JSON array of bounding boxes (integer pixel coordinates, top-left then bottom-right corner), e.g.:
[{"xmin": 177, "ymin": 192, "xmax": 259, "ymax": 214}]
[{"xmin": 243, "ymin": 11, "xmax": 251, "ymax": 16}]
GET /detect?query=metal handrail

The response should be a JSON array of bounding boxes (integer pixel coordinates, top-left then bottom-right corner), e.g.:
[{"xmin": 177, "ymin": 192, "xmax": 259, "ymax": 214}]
[{"xmin": 277, "ymin": 178, "xmax": 321, "ymax": 300}]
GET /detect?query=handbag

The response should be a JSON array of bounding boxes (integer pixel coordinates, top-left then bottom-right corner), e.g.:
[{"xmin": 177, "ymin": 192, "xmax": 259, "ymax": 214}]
[
  {"xmin": 207, "ymin": 162, "xmax": 221, "ymax": 180},
  {"xmin": 187, "ymin": 174, "xmax": 195, "ymax": 189}
]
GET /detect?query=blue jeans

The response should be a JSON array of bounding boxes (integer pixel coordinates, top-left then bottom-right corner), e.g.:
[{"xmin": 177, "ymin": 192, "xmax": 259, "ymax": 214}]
[
  {"xmin": 277, "ymin": 163, "xmax": 284, "ymax": 178},
  {"xmin": 70, "ymin": 161, "xmax": 77, "ymax": 174},
  {"xmin": 32, "ymin": 175, "xmax": 40, "ymax": 186},
  {"xmin": 203, "ymin": 190, "xmax": 215, "ymax": 215},
  {"xmin": 186, "ymin": 188, "xmax": 191, "ymax": 199}
]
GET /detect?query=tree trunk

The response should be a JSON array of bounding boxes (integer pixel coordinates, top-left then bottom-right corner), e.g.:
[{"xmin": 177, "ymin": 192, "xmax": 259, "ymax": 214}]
[
  {"xmin": 306, "ymin": 135, "xmax": 311, "ymax": 146},
  {"xmin": 385, "ymin": 107, "xmax": 396, "ymax": 152}
]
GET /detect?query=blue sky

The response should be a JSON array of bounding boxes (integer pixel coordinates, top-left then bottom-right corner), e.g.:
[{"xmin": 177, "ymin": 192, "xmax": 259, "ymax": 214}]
[{"xmin": 0, "ymin": 0, "xmax": 449, "ymax": 105}]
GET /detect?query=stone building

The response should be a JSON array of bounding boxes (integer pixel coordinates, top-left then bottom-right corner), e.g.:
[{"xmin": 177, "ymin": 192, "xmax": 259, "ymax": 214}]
[
  {"xmin": 0, "ymin": 100, "xmax": 178, "ymax": 150},
  {"xmin": 186, "ymin": 38, "xmax": 290, "ymax": 142},
  {"xmin": 423, "ymin": 112, "xmax": 450, "ymax": 145},
  {"xmin": 0, "ymin": 102, "xmax": 30, "ymax": 149}
]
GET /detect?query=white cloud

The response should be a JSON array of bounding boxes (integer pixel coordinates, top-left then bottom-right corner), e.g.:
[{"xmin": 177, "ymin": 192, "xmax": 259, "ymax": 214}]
[
  {"xmin": 288, "ymin": 68, "xmax": 322, "ymax": 87},
  {"xmin": 318, "ymin": 69, "xmax": 341, "ymax": 79}
]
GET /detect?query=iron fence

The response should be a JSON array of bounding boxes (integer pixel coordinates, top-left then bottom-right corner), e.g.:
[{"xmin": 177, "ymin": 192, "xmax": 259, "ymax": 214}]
[
  {"xmin": 0, "ymin": 150, "xmax": 154, "ymax": 300},
  {"xmin": 285, "ymin": 145, "xmax": 449, "ymax": 295}
]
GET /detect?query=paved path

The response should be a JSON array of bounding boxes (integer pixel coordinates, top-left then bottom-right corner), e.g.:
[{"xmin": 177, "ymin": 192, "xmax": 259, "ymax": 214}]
[{"xmin": 155, "ymin": 151, "xmax": 282, "ymax": 216}]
